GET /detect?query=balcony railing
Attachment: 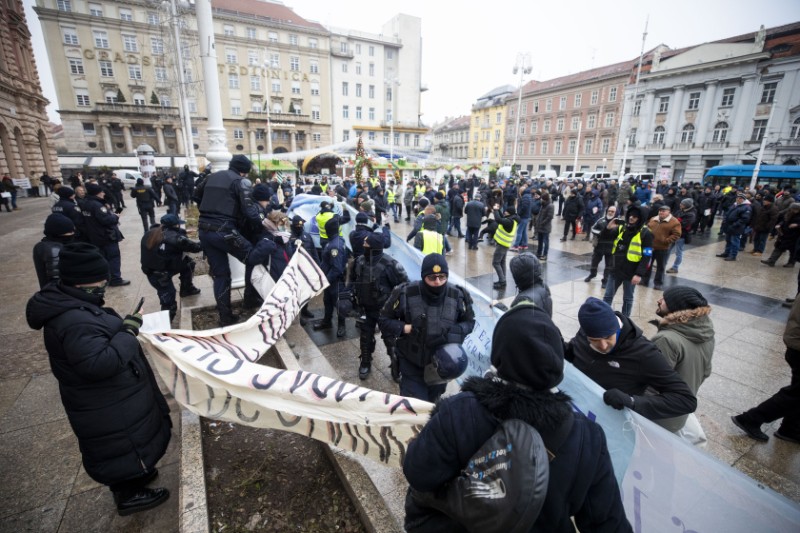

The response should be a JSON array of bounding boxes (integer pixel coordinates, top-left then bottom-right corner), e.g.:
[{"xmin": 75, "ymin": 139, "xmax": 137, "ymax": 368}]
[
  {"xmin": 246, "ymin": 111, "xmax": 310, "ymax": 123},
  {"xmin": 331, "ymin": 48, "xmax": 354, "ymax": 59},
  {"xmin": 703, "ymin": 141, "xmax": 729, "ymax": 150},
  {"xmin": 646, "ymin": 143, "xmax": 665, "ymax": 150},
  {"xmin": 95, "ymin": 103, "xmax": 179, "ymax": 117},
  {"xmin": 672, "ymin": 142, "xmax": 694, "ymax": 151}
]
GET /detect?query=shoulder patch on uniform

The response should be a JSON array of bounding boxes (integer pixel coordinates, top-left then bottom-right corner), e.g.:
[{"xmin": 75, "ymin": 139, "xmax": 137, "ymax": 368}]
[{"xmin": 331, "ymin": 249, "xmax": 338, "ymax": 257}]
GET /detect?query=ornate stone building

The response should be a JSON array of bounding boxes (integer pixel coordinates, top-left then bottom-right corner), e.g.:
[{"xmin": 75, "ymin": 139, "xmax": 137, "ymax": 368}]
[
  {"xmin": 0, "ymin": 0, "xmax": 59, "ymax": 182},
  {"xmin": 430, "ymin": 115, "xmax": 470, "ymax": 162}
]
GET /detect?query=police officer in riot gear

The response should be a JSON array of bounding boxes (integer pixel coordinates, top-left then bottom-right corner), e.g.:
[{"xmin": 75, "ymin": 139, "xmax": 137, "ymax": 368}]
[
  {"xmin": 313, "ymin": 218, "xmax": 349, "ymax": 337},
  {"xmin": 352, "ymin": 233, "xmax": 408, "ymax": 380},
  {"xmin": 195, "ymin": 155, "xmax": 262, "ymax": 326},
  {"xmin": 140, "ymin": 214, "xmax": 202, "ymax": 322},
  {"xmin": 379, "ymin": 254, "xmax": 475, "ymax": 402},
  {"xmin": 130, "ymin": 178, "xmax": 161, "ymax": 232}
]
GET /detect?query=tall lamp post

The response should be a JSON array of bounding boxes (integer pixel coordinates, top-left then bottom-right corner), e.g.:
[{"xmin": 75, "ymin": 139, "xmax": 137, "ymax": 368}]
[
  {"xmin": 512, "ymin": 53, "xmax": 532, "ymax": 174},
  {"xmin": 263, "ymin": 62, "xmax": 273, "ymax": 155},
  {"xmin": 385, "ymin": 77, "xmax": 400, "ymax": 164}
]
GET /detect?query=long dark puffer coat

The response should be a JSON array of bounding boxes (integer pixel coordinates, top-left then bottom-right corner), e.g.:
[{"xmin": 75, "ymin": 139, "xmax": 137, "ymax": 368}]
[
  {"xmin": 26, "ymin": 283, "xmax": 171, "ymax": 485},
  {"xmin": 403, "ymin": 377, "xmax": 632, "ymax": 533}
]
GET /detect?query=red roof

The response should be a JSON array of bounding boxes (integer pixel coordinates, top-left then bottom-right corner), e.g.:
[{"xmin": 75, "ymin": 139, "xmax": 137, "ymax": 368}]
[{"xmin": 212, "ymin": 0, "xmax": 326, "ymax": 32}]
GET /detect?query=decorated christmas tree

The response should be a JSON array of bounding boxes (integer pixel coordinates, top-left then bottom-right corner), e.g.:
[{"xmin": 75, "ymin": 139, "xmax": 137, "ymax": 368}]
[{"xmin": 353, "ymin": 134, "xmax": 374, "ymax": 185}]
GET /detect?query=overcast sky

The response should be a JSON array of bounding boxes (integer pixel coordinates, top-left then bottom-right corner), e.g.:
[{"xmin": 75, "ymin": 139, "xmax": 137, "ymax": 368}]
[{"xmin": 24, "ymin": 0, "xmax": 800, "ymax": 126}]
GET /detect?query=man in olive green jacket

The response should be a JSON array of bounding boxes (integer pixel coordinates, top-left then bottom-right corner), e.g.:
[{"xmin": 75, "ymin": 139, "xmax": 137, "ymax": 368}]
[{"xmin": 651, "ymin": 286, "xmax": 715, "ymax": 447}]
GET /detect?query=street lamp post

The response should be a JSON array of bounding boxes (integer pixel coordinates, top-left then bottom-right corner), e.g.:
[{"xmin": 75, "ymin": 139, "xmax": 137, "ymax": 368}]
[
  {"xmin": 386, "ymin": 78, "xmax": 400, "ymax": 164},
  {"xmin": 263, "ymin": 62, "xmax": 273, "ymax": 155},
  {"xmin": 512, "ymin": 53, "xmax": 532, "ymax": 174}
]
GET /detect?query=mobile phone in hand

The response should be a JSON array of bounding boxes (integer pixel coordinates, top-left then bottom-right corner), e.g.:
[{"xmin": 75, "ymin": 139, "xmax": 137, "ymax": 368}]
[{"xmin": 133, "ymin": 297, "xmax": 144, "ymax": 315}]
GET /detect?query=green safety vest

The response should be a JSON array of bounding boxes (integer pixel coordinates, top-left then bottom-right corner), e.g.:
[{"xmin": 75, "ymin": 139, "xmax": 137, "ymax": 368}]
[
  {"xmin": 494, "ymin": 220, "xmax": 518, "ymax": 248},
  {"xmin": 421, "ymin": 230, "xmax": 444, "ymax": 255},
  {"xmin": 316, "ymin": 211, "xmax": 334, "ymax": 239},
  {"xmin": 320, "ymin": 183, "xmax": 328, "ymax": 193},
  {"xmin": 369, "ymin": 178, "xmax": 378, "ymax": 189},
  {"xmin": 415, "ymin": 184, "xmax": 426, "ymax": 198},
  {"xmin": 612, "ymin": 226, "xmax": 645, "ymax": 262},
  {"xmin": 387, "ymin": 188, "xmax": 395, "ymax": 203}
]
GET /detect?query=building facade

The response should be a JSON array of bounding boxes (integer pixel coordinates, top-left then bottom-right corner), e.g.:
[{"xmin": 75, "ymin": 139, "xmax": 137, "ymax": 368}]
[
  {"xmin": 469, "ymin": 85, "xmax": 514, "ymax": 166},
  {"xmin": 0, "ymin": 0, "xmax": 59, "ymax": 182},
  {"xmin": 430, "ymin": 115, "xmax": 471, "ymax": 162},
  {"xmin": 616, "ymin": 23, "xmax": 800, "ymax": 182},
  {"xmin": 328, "ymin": 14, "xmax": 426, "ymax": 155},
  {"xmin": 34, "ymin": 0, "xmax": 337, "ymax": 164},
  {"xmin": 507, "ymin": 62, "xmax": 632, "ymax": 176}
]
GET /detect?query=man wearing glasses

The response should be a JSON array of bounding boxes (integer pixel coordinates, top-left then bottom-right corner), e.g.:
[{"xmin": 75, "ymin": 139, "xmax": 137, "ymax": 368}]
[{"xmin": 379, "ymin": 254, "xmax": 475, "ymax": 401}]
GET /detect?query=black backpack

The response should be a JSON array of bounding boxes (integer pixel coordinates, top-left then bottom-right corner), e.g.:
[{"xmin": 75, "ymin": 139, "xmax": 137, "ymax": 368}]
[{"xmin": 411, "ymin": 417, "xmax": 571, "ymax": 533}]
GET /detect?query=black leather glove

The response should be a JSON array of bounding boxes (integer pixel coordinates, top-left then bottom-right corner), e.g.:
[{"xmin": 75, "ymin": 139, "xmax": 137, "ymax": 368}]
[
  {"xmin": 384, "ymin": 222, "xmax": 391, "ymax": 230},
  {"xmin": 603, "ymin": 389, "xmax": 635, "ymax": 410},
  {"xmin": 123, "ymin": 313, "xmax": 143, "ymax": 337}
]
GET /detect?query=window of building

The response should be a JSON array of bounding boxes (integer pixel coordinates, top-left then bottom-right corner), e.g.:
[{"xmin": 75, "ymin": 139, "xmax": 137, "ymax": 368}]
[
  {"xmin": 790, "ymin": 117, "xmax": 800, "ymax": 139},
  {"xmin": 269, "ymin": 53, "xmax": 280, "ymax": 68},
  {"xmin": 310, "ymin": 81, "xmax": 319, "ymax": 96},
  {"xmin": 680, "ymin": 124, "xmax": 695, "ymax": 143},
  {"xmin": 628, "ymin": 129, "xmax": 637, "ymax": 147},
  {"xmin": 312, "ymin": 132, "xmax": 321, "ymax": 142},
  {"xmin": 545, "ymin": 98, "xmax": 552, "ymax": 112},
  {"xmin": 720, "ymin": 87, "xmax": 735, "ymax": 107},
  {"xmin": 559, "ymin": 96, "xmax": 567, "ymax": 110},
  {"xmin": 155, "ymin": 66, "xmax": 168, "ymax": 82},
  {"xmin": 225, "ymin": 49, "xmax": 237, "ymax": 64},
  {"xmin": 223, "ymin": 25, "xmax": 234, "ymax": 37},
  {"xmin": 353, "ymin": 83, "xmax": 361, "ymax": 98},
  {"xmin": 191, "ymin": 126, "xmax": 199, "ymax": 138},
  {"xmin": 309, "ymin": 38, "xmax": 318, "ymax": 49},
  {"xmin": 309, "ymin": 59, "xmax": 318, "ymax": 74},
  {"xmin": 554, "ymin": 139, "xmax": 562, "ymax": 154},
  {"xmin": 568, "ymin": 139, "xmax": 576, "ymax": 154},
  {"xmin": 387, "ymin": 109, "xmax": 393, "ymax": 122},
  {"xmin": 343, "ymin": 105, "xmax": 349, "ymax": 119},
  {"xmin": 520, "ymin": 122, "xmax": 526, "ymax": 135},
  {"xmin": 609, "ymin": 87, "xmax": 617, "ymax": 102},
  {"xmin": 160, "ymin": 95, "xmax": 171, "ymax": 107},
  {"xmin": 83, "ymin": 122, "xmax": 95, "ymax": 135},
  {"xmin": 133, "ymin": 93, "xmax": 145, "ymax": 106},
  {"xmin": 590, "ymin": 90, "xmax": 599, "ymax": 105},
  {"xmin": 369, "ymin": 63, "xmax": 375, "ymax": 76},
  {"xmin": 368, "ymin": 45, "xmax": 375, "ymax": 57},
  {"xmin": 341, "ymin": 62, "xmax": 348, "ymax": 73},
  {"xmin": 150, "ymin": 37, "xmax": 164, "ymax": 55},
  {"xmin": 119, "ymin": 8, "xmax": 132, "ymax": 21},
  {"xmin": 604, "ymin": 112, "xmax": 614, "ymax": 128},
  {"xmin": 556, "ymin": 118, "xmax": 564, "ymax": 132},
  {"xmin": 495, "ymin": 130, "xmax": 501, "ymax": 141},
  {"xmin": 355, "ymin": 62, "xmax": 362, "ymax": 75},
  {"xmin": 312, "ymin": 106, "xmax": 320, "ymax": 120},
  {"xmin": 93, "ymin": 30, "xmax": 109, "ymax": 48},
  {"xmin": 89, "ymin": 3, "xmax": 102, "ymax": 17},
  {"xmin": 367, "ymin": 107, "xmax": 374, "ymax": 120},
  {"xmin": 601, "ymin": 138, "xmax": 611, "ymax": 153},
  {"xmin": 687, "ymin": 92, "xmax": 700, "ymax": 110},
  {"xmin": 339, "ymin": 41, "xmax": 349, "ymax": 53},
  {"xmin": 251, "ymin": 101, "xmax": 262, "ymax": 113},
  {"xmin": 355, "ymin": 106, "xmax": 362, "ymax": 119},
  {"xmin": 710, "ymin": 122, "xmax": 728, "ymax": 142},
  {"xmin": 76, "ymin": 89, "xmax": 90, "ymax": 106},
  {"xmin": 266, "ymin": 31, "xmax": 278, "ymax": 43},
  {"xmin": 233, "ymin": 129, "xmax": 243, "ymax": 140},
  {"xmin": 343, "ymin": 130, "xmax": 350, "ymax": 142},
  {"xmin": 231, "ymin": 100, "xmax": 241, "ymax": 116},
  {"xmin": 122, "ymin": 34, "xmax": 138, "ymax": 53},
  {"xmin": 68, "ymin": 58, "xmax": 84, "ymax": 75},
  {"xmin": 248, "ymin": 50, "xmax": 259, "ymax": 65},
  {"xmin": 342, "ymin": 82, "xmax": 349, "ymax": 96},
  {"xmin": 272, "ymin": 102, "xmax": 282, "ymax": 114},
  {"xmin": 584, "ymin": 138, "xmax": 593, "ymax": 154},
  {"xmin": 93, "ymin": 58, "xmax": 112, "ymax": 77},
  {"xmin": 541, "ymin": 141, "xmax": 549, "ymax": 155},
  {"xmin": 128, "ymin": 65, "xmax": 142, "ymax": 80},
  {"xmin": 652, "ymin": 126, "xmax": 665, "ymax": 144},
  {"xmin": 533, "ymin": 101, "xmax": 539, "ymax": 113},
  {"xmin": 367, "ymin": 85, "xmax": 374, "ymax": 99},
  {"xmin": 57, "ymin": 0, "xmax": 71, "ymax": 12},
  {"xmin": 543, "ymin": 119, "xmax": 551, "ymax": 133},
  {"xmin": 760, "ymin": 82, "xmax": 778, "ymax": 104},
  {"xmin": 246, "ymin": 27, "xmax": 256, "ymax": 39},
  {"xmin": 104, "ymin": 90, "xmax": 118, "ymax": 104},
  {"xmin": 62, "ymin": 27, "xmax": 79, "ymax": 45},
  {"xmin": 147, "ymin": 11, "xmax": 159, "ymax": 24},
  {"xmin": 496, "ymin": 112, "xmax": 502, "ymax": 124},
  {"xmin": 386, "ymin": 49, "xmax": 394, "ymax": 60},
  {"xmin": 290, "ymin": 56, "xmax": 300, "ymax": 71},
  {"xmin": 571, "ymin": 116, "xmax": 580, "ymax": 130},
  {"xmin": 291, "ymin": 81, "xmax": 300, "ymax": 94},
  {"xmin": 272, "ymin": 80, "xmax": 281, "ymax": 93},
  {"xmin": 529, "ymin": 141, "xmax": 536, "ymax": 155},
  {"xmin": 587, "ymin": 114, "xmax": 596, "ymax": 129},
  {"xmin": 658, "ymin": 95, "xmax": 670, "ymax": 113},
  {"xmin": 574, "ymin": 93, "xmax": 582, "ymax": 108},
  {"xmin": 386, "ymin": 86, "xmax": 393, "ymax": 101},
  {"xmin": 633, "ymin": 97, "xmax": 642, "ymax": 116},
  {"xmin": 250, "ymin": 75, "xmax": 261, "ymax": 91},
  {"xmin": 228, "ymin": 73, "xmax": 239, "ymax": 89},
  {"xmin": 751, "ymin": 119, "xmax": 767, "ymax": 142}
]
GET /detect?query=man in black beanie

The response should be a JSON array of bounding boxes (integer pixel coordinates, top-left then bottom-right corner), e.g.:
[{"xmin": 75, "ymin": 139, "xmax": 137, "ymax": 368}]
[
  {"xmin": 52, "ymin": 186, "xmax": 86, "ymax": 241},
  {"xmin": 194, "ymin": 154, "xmax": 263, "ymax": 326},
  {"xmin": 379, "ymin": 253, "xmax": 475, "ymax": 401},
  {"xmin": 566, "ymin": 297, "xmax": 696, "ymax": 424},
  {"xmin": 32, "ymin": 213, "xmax": 75, "ymax": 288},
  {"xmin": 651, "ymin": 286, "xmax": 715, "ymax": 447},
  {"xmin": 27, "ymin": 242, "xmax": 172, "ymax": 516},
  {"xmin": 491, "ymin": 204, "xmax": 520, "ymax": 290},
  {"xmin": 404, "ymin": 302, "xmax": 632, "ymax": 532}
]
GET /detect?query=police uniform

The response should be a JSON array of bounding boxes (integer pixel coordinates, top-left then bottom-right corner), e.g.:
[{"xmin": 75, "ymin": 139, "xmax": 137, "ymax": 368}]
[
  {"xmin": 130, "ymin": 181, "xmax": 160, "ymax": 231},
  {"xmin": 51, "ymin": 189, "xmax": 86, "ymax": 241},
  {"xmin": 140, "ymin": 215, "xmax": 202, "ymax": 321},
  {"xmin": 81, "ymin": 185, "xmax": 128, "ymax": 286},
  {"xmin": 195, "ymin": 155, "xmax": 262, "ymax": 326},
  {"xmin": 379, "ymin": 254, "xmax": 475, "ymax": 402},
  {"xmin": 352, "ymin": 234, "xmax": 408, "ymax": 379},
  {"xmin": 314, "ymin": 218, "xmax": 349, "ymax": 337}
]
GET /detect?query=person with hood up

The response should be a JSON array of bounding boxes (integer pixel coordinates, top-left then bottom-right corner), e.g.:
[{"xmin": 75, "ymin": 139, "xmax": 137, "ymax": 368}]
[
  {"xmin": 492, "ymin": 205, "xmax": 520, "ymax": 290},
  {"xmin": 26, "ymin": 243, "xmax": 172, "ymax": 516},
  {"xmin": 567, "ymin": 297, "xmax": 697, "ymax": 423},
  {"xmin": 498, "ymin": 252, "xmax": 553, "ymax": 316},
  {"xmin": 536, "ymin": 190, "xmax": 554, "ymax": 261},
  {"xmin": 651, "ymin": 286, "xmax": 715, "ymax": 447},
  {"xmin": 32, "ymin": 213, "xmax": 76, "ymax": 288},
  {"xmin": 350, "ymin": 211, "xmax": 391, "ymax": 261},
  {"xmin": 603, "ymin": 205, "xmax": 653, "ymax": 317},
  {"xmin": 404, "ymin": 301, "xmax": 632, "ymax": 533}
]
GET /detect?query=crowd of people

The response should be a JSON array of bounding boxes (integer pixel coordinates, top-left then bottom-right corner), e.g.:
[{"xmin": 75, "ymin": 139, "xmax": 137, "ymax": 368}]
[{"xmin": 21, "ymin": 159, "xmax": 800, "ymax": 525}]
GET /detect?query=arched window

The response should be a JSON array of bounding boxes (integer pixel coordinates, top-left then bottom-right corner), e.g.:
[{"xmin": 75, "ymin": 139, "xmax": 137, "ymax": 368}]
[
  {"xmin": 712, "ymin": 122, "xmax": 729, "ymax": 143},
  {"xmin": 652, "ymin": 126, "xmax": 665, "ymax": 145},
  {"xmin": 791, "ymin": 117, "xmax": 800, "ymax": 139},
  {"xmin": 680, "ymin": 124, "xmax": 695, "ymax": 143}
]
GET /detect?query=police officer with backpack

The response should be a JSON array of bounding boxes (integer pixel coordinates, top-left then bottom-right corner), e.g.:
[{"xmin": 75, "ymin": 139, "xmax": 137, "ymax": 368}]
[
  {"xmin": 379, "ymin": 254, "xmax": 475, "ymax": 402},
  {"xmin": 403, "ymin": 301, "xmax": 632, "ymax": 533},
  {"xmin": 352, "ymin": 233, "xmax": 409, "ymax": 380}
]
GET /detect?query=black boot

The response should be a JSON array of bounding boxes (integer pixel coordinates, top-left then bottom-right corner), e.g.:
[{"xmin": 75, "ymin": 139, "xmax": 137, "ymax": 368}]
[
  {"xmin": 358, "ymin": 356, "xmax": 371, "ymax": 380},
  {"xmin": 313, "ymin": 319, "xmax": 333, "ymax": 331},
  {"xmin": 300, "ymin": 306, "xmax": 315, "ymax": 319},
  {"xmin": 114, "ymin": 487, "xmax": 170, "ymax": 516},
  {"xmin": 584, "ymin": 274, "xmax": 596, "ymax": 282},
  {"xmin": 180, "ymin": 285, "xmax": 201, "ymax": 297},
  {"xmin": 336, "ymin": 320, "xmax": 347, "ymax": 338}
]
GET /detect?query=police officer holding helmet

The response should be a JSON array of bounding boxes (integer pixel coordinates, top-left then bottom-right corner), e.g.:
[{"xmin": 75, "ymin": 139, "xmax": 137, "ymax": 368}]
[
  {"xmin": 194, "ymin": 155, "xmax": 262, "ymax": 326},
  {"xmin": 379, "ymin": 254, "xmax": 475, "ymax": 401}
]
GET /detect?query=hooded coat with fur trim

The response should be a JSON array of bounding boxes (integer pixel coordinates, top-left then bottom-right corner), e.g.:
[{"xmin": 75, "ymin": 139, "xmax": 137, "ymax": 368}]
[
  {"xmin": 650, "ymin": 306, "xmax": 715, "ymax": 432},
  {"xmin": 403, "ymin": 377, "xmax": 631, "ymax": 533}
]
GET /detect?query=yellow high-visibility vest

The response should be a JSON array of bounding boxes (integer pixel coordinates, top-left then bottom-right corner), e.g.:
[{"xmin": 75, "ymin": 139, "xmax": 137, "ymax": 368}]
[
  {"xmin": 421, "ymin": 230, "xmax": 444, "ymax": 255},
  {"xmin": 494, "ymin": 220, "xmax": 518, "ymax": 248},
  {"xmin": 613, "ymin": 226, "xmax": 645, "ymax": 262},
  {"xmin": 316, "ymin": 211, "xmax": 334, "ymax": 239}
]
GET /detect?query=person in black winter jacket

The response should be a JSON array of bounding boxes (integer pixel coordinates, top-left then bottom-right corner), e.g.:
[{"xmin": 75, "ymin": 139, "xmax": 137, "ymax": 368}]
[
  {"xmin": 130, "ymin": 178, "xmax": 161, "ymax": 232},
  {"xmin": 26, "ymin": 243, "xmax": 172, "ymax": 516},
  {"xmin": 163, "ymin": 175, "xmax": 180, "ymax": 217},
  {"xmin": 560, "ymin": 188, "xmax": 584, "ymax": 241},
  {"xmin": 505, "ymin": 252, "xmax": 552, "ymax": 316},
  {"xmin": 566, "ymin": 297, "xmax": 697, "ymax": 422},
  {"xmin": 585, "ymin": 205, "xmax": 618, "ymax": 288},
  {"xmin": 718, "ymin": 193, "xmax": 752, "ymax": 261},
  {"xmin": 51, "ymin": 186, "xmax": 86, "ymax": 242},
  {"xmin": 32, "ymin": 213, "xmax": 75, "ymax": 288},
  {"xmin": 404, "ymin": 302, "xmax": 632, "ymax": 533},
  {"xmin": 603, "ymin": 205, "xmax": 653, "ymax": 317},
  {"xmin": 81, "ymin": 183, "xmax": 129, "ymax": 286}
]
